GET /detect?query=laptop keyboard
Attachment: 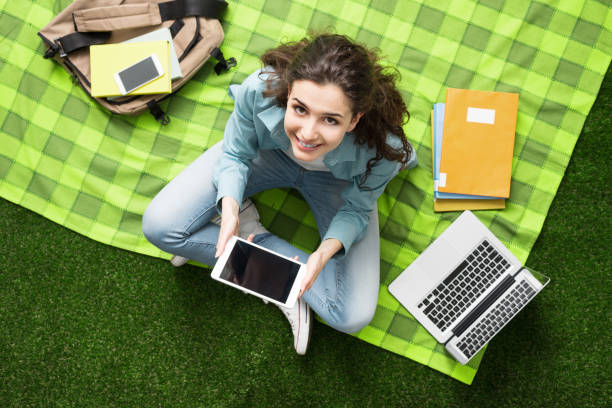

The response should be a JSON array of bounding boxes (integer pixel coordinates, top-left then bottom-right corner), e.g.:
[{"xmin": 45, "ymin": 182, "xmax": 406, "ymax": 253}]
[
  {"xmin": 417, "ymin": 239, "xmax": 511, "ymax": 332},
  {"xmin": 455, "ymin": 279, "xmax": 538, "ymax": 359}
]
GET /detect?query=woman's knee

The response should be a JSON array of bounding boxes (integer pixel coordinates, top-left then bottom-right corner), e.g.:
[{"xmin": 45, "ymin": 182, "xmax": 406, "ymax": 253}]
[
  {"xmin": 142, "ymin": 200, "xmax": 168, "ymax": 247},
  {"xmin": 141, "ymin": 199, "xmax": 187, "ymax": 250},
  {"xmin": 327, "ymin": 300, "xmax": 377, "ymax": 334}
]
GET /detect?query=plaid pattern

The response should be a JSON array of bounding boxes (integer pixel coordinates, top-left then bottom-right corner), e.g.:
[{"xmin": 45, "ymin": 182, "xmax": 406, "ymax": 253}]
[{"xmin": 0, "ymin": 0, "xmax": 610, "ymax": 384}]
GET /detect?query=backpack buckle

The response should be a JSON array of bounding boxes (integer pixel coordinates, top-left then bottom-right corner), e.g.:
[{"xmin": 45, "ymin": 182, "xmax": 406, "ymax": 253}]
[
  {"xmin": 214, "ymin": 57, "xmax": 236, "ymax": 75},
  {"xmin": 147, "ymin": 101, "xmax": 170, "ymax": 125},
  {"xmin": 211, "ymin": 47, "xmax": 236, "ymax": 75},
  {"xmin": 54, "ymin": 38, "xmax": 67, "ymax": 57}
]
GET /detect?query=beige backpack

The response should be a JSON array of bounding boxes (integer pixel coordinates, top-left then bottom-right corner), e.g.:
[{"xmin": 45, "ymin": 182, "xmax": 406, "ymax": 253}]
[{"xmin": 38, "ymin": 0, "xmax": 234, "ymax": 124}]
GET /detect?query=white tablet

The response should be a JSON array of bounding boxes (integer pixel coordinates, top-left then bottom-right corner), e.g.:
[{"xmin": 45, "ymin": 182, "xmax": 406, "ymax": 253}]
[{"xmin": 211, "ymin": 236, "xmax": 307, "ymax": 308}]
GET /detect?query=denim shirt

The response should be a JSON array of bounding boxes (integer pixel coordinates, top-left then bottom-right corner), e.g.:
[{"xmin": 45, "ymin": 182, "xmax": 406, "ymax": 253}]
[{"xmin": 213, "ymin": 69, "xmax": 417, "ymax": 257}]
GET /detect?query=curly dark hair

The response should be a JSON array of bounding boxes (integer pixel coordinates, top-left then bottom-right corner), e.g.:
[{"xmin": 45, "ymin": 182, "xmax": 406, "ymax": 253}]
[{"xmin": 260, "ymin": 33, "xmax": 412, "ymax": 183}]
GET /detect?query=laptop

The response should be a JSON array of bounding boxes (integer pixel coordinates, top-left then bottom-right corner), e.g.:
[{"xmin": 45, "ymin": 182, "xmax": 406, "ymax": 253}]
[{"xmin": 388, "ymin": 210, "xmax": 549, "ymax": 364}]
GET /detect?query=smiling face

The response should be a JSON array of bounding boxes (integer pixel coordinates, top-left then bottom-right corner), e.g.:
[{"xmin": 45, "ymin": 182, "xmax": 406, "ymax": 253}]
[{"xmin": 284, "ymin": 80, "xmax": 362, "ymax": 161}]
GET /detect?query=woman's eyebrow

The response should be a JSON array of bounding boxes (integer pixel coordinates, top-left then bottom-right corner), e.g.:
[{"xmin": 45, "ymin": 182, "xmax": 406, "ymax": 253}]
[{"xmin": 291, "ymin": 97, "xmax": 344, "ymax": 118}]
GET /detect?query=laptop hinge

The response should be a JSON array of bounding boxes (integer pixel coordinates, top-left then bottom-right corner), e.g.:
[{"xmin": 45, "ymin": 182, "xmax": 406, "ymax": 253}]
[
  {"xmin": 511, "ymin": 266, "xmax": 526, "ymax": 278},
  {"xmin": 450, "ymin": 274, "xmax": 515, "ymax": 339}
]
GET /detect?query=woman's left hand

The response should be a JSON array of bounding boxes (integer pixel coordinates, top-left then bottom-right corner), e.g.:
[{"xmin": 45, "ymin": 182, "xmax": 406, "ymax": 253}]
[
  {"xmin": 299, "ymin": 251, "xmax": 326, "ymax": 298},
  {"xmin": 299, "ymin": 238, "xmax": 343, "ymax": 298}
]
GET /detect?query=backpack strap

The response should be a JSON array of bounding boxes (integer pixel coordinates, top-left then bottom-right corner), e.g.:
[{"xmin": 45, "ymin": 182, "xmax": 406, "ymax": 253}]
[
  {"xmin": 47, "ymin": 0, "xmax": 227, "ymax": 58},
  {"xmin": 73, "ymin": 0, "xmax": 227, "ymax": 32},
  {"xmin": 45, "ymin": 19, "xmax": 186, "ymax": 58},
  {"xmin": 158, "ymin": 0, "xmax": 227, "ymax": 20},
  {"xmin": 168, "ymin": 19, "xmax": 185, "ymax": 37},
  {"xmin": 44, "ymin": 31, "xmax": 111, "ymax": 58}
]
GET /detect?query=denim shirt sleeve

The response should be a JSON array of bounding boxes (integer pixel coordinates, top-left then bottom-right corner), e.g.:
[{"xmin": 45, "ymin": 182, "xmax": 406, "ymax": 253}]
[
  {"xmin": 322, "ymin": 140, "xmax": 417, "ymax": 258},
  {"xmin": 212, "ymin": 70, "xmax": 266, "ymax": 211}
]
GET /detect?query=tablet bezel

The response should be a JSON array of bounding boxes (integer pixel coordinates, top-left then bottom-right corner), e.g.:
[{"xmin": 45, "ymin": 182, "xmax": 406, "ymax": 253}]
[{"xmin": 210, "ymin": 236, "xmax": 307, "ymax": 308}]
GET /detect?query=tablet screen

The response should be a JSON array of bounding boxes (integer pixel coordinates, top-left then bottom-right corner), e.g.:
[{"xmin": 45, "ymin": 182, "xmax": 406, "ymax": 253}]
[{"xmin": 218, "ymin": 239, "xmax": 301, "ymax": 303}]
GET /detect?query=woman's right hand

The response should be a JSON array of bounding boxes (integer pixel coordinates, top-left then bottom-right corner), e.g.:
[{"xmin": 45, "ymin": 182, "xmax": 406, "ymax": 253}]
[{"xmin": 215, "ymin": 196, "xmax": 240, "ymax": 257}]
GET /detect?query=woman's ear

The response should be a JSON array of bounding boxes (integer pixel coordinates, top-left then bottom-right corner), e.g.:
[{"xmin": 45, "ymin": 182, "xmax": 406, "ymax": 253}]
[{"xmin": 347, "ymin": 112, "xmax": 364, "ymax": 132}]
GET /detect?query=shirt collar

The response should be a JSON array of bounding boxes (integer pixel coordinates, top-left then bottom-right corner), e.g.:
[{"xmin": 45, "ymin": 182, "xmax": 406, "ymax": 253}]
[
  {"xmin": 257, "ymin": 104, "xmax": 289, "ymax": 149},
  {"xmin": 257, "ymin": 103, "xmax": 285, "ymax": 132},
  {"xmin": 325, "ymin": 132, "xmax": 360, "ymax": 166}
]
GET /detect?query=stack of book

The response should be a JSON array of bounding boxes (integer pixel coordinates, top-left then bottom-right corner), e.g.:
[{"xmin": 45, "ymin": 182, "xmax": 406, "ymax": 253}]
[
  {"xmin": 431, "ymin": 88, "xmax": 519, "ymax": 212},
  {"xmin": 90, "ymin": 27, "xmax": 183, "ymax": 98}
]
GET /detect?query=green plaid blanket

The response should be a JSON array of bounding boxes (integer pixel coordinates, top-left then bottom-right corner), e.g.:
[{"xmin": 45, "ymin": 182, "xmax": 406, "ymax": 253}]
[{"xmin": 0, "ymin": 0, "xmax": 610, "ymax": 384}]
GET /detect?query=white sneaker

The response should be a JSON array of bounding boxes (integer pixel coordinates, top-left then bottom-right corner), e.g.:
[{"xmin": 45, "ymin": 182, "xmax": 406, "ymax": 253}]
[
  {"xmin": 211, "ymin": 198, "xmax": 268, "ymax": 238},
  {"xmin": 170, "ymin": 255, "xmax": 189, "ymax": 267},
  {"xmin": 237, "ymin": 198, "xmax": 269, "ymax": 238},
  {"xmin": 170, "ymin": 198, "xmax": 267, "ymax": 267},
  {"xmin": 278, "ymin": 297, "xmax": 312, "ymax": 355}
]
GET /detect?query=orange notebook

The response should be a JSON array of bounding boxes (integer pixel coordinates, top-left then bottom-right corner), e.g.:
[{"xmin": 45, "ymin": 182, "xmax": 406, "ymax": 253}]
[
  {"xmin": 430, "ymin": 111, "xmax": 506, "ymax": 212},
  {"xmin": 438, "ymin": 88, "xmax": 519, "ymax": 198}
]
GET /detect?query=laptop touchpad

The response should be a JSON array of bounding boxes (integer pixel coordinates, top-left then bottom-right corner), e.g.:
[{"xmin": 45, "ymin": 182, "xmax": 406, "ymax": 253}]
[{"xmin": 419, "ymin": 238, "xmax": 462, "ymax": 284}]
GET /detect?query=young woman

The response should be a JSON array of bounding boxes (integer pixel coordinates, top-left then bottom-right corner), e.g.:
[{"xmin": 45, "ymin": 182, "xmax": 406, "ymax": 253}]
[{"xmin": 142, "ymin": 33, "xmax": 417, "ymax": 355}]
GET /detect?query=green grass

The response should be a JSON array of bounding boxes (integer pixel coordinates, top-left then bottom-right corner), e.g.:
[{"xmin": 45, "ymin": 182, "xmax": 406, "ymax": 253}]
[{"xmin": 1, "ymin": 67, "xmax": 610, "ymax": 407}]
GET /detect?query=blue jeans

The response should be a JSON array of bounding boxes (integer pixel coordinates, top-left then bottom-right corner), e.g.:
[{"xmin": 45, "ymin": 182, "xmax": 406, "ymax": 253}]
[{"xmin": 142, "ymin": 142, "xmax": 383, "ymax": 333}]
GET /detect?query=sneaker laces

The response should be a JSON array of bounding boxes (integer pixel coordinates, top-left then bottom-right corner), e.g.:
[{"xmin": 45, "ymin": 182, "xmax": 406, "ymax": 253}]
[{"xmin": 284, "ymin": 310, "xmax": 298, "ymax": 333}]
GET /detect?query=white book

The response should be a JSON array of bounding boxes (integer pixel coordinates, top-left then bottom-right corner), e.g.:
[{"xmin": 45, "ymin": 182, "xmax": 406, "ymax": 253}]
[{"xmin": 123, "ymin": 27, "xmax": 183, "ymax": 80}]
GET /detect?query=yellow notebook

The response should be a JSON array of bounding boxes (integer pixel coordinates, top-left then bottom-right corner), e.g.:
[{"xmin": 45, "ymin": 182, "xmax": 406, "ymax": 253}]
[
  {"xmin": 433, "ymin": 199, "xmax": 505, "ymax": 212},
  {"xmin": 90, "ymin": 41, "xmax": 171, "ymax": 97},
  {"xmin": 438, "ymin": 88, "xmax": 519, "ymax": 198},
  {"xmin": 431, "ymin": 111, "xmax": 506, "ymax": 212}
]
